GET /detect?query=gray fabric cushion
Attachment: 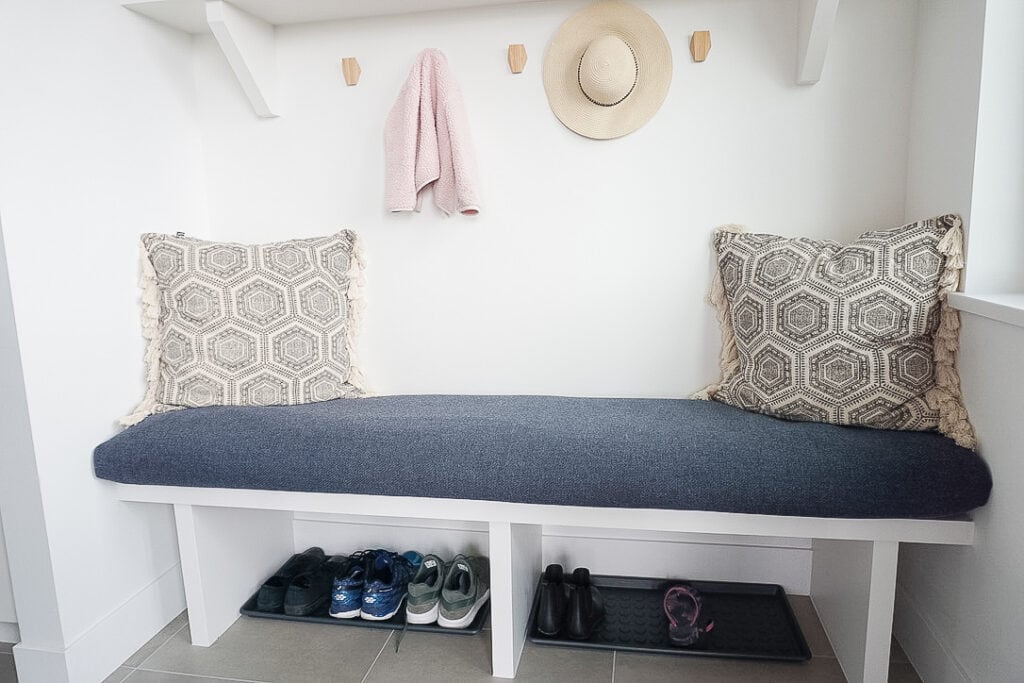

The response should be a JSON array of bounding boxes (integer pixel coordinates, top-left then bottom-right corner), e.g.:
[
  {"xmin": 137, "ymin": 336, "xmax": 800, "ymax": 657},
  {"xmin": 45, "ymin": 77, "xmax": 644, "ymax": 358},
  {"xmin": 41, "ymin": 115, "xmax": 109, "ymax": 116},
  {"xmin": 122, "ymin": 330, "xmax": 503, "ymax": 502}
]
[{"xmin": 93, "ymin": 395, "xmax": 991, "ymax": 519}]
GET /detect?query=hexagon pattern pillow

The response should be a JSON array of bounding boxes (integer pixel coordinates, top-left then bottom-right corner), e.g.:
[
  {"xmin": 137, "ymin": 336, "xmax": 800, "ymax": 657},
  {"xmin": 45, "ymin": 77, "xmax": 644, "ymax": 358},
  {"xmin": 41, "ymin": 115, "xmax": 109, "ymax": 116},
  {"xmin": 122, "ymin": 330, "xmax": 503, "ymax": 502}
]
[
  {"xmin": 696, "ymin": 214, "xmax": 975, "ymax": 448},
  {"xmin": 123, "ymin": 231, "xmax": 366, "ymax": 426}
]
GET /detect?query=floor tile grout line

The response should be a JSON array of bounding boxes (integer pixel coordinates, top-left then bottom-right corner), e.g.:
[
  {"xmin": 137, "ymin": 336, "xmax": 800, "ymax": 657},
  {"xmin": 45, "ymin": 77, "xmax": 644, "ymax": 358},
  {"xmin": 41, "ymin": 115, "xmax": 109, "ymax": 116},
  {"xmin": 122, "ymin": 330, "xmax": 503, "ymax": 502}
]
[
  {"xmin": 360, "ymin": 630, "xmax": 394, "ymax": 683},
  {"xmin": 133, "ymin": 620, "xmax": 191, "ymax": 671},
  {"xmin": 131, "ymin": 666, "xmax": 270, "ymax": 683}
]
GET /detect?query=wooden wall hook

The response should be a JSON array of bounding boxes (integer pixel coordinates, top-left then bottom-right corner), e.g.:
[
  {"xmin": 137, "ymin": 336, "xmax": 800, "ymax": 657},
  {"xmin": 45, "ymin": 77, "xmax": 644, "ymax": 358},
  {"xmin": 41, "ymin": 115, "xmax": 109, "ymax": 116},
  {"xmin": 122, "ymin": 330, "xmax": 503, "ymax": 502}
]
[
  {"xmin": 690, "ymin": 31, "xmax": 712, "ymax": 62},
  {"xmin": 341, "ymin": 57, "xmax": 361, "ymax": 86},
  {"xmin": 507, "ymin": 44, "xmax": 527, "ymax": 74}
]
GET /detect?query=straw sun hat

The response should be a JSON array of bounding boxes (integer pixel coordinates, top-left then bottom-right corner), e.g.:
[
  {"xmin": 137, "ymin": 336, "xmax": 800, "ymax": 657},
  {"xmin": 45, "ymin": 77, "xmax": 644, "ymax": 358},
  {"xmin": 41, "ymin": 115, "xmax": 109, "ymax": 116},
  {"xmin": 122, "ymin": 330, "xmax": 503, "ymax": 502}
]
[{"xmin": 543, "ymin": 1, "xmax": 672, "ymax": 140}]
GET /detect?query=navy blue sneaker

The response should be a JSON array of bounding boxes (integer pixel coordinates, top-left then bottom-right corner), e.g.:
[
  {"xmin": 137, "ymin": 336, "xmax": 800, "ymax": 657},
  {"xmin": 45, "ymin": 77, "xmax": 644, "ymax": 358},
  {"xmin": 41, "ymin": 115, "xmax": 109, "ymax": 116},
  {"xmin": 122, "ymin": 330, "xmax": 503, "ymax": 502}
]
[
  {"xmin": 360, "ymin": 551, "xmax": 421, "ymax": 621},
  {"xmin": 329, "ymin": 550, "xmax": 374, "ymax": 619}
]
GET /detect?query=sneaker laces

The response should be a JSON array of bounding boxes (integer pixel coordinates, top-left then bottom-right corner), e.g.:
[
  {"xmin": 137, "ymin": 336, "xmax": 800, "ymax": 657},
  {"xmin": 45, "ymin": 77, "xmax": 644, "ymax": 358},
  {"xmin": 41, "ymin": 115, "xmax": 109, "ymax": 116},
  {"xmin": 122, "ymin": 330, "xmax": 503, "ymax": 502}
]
[{"xmin": 334, "ymin": 550, "xmax": 376, "ymax": 590}]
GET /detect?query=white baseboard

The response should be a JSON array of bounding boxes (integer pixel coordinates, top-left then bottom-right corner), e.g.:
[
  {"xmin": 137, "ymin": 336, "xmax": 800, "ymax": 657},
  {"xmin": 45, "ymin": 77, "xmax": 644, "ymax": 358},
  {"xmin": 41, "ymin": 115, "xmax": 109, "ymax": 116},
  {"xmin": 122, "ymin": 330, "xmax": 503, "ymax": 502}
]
[
  {"xmin": 0, "ymin": 622, "xmax": 18, "ymax": 644},
  {"xmin": 893, "ymin": 582, "xmax": 969, "ymax": 683},
  {"xmin": 9, "ymin": 642, "xmax": 69, "ymax": 683},
  {"xmin": 13, "ymin": 563, "xmax": 185, "ymax": 683}
]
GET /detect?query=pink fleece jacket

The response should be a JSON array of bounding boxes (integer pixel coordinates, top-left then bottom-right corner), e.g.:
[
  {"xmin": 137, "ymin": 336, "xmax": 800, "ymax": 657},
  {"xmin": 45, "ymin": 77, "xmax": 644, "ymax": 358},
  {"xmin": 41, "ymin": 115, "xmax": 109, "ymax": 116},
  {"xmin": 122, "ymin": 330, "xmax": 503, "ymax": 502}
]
[{"xmin": 384, "ymin": 49, "xmax": 481, "ymax": 216}]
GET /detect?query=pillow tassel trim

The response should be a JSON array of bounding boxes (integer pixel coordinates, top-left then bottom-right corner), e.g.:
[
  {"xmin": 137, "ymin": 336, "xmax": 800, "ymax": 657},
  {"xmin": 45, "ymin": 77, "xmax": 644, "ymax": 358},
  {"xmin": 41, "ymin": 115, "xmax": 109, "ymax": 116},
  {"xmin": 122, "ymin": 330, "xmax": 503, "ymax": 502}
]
[
  {"xmin": 691, "ymin": 224, "xmax": 746, "ymax": 401},
  {"xmin": 120, "ymin": 242, "xmax": 171, "ymax": 427},
  {"xmin": 928, "ymin": 217, "xmax": 976, "ymax": 449},
  {"xmin": 344, "ymin": 233, "xmax": 371, "ymax": 396}
]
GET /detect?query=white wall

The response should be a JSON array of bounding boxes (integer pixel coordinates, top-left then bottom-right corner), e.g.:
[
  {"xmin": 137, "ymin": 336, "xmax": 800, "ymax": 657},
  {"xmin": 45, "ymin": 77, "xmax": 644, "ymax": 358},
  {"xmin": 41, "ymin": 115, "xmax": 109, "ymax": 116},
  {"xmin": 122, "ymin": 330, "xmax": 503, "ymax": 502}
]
[
  {"xmin": 903, "ymin": 0, "xmax": 984, "ymax": 225},
  {"xmin": 0, "ymin": 222, "xmax": 19, "ymax": 642},
  {"xmin": 0, "ymin": 0, "xmax": 954, "ymax": 679},
  {"xmin": 0, "ymin": 215, "xmax": 63, "ymax": 660},
  {"xmin": 898, "ymin": 1, "xmax": 1024, "ymax": 679},
  {"xmin": 895, "ymin": 315, "xmax": 1024, "ymax": 682},
  {"xmin": 192, "ymin": 0, "xmax": 920, "ymax": 605},
  {"xmin": 194, "ymin": 0, "xmax": 919, "ymax": 398},
  {"xmin": 0, "ymin": 0, "xmax": 205, "ymax": 680},
  {"xmin": 960, "ymin": 0, "xmax": 1024, "ymax": 293},
  {"xmin": 0, "ymin": 511, "xmax": 17, "ymax": 641}
]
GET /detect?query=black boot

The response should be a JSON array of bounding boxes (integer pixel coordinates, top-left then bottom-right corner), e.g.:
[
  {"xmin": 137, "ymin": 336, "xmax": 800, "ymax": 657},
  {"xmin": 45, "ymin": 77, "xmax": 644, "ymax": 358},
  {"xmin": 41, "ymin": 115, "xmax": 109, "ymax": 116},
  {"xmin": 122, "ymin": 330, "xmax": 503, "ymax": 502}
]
[
  {"xmin": 536, "ymin": 564, "xmax": 568, "ymax": 637},
  {"xmin": 566, "ymin": 567, "xmax": 604, "ymax": 640}
]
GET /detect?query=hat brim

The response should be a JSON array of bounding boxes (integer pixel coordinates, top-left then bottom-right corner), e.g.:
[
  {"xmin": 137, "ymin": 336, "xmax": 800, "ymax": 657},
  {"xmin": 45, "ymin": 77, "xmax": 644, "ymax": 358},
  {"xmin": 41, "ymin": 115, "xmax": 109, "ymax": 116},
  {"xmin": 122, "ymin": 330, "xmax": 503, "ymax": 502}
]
[{"xmin": 543, "ymin": 1, "xmax": 673, "ymax": 140}]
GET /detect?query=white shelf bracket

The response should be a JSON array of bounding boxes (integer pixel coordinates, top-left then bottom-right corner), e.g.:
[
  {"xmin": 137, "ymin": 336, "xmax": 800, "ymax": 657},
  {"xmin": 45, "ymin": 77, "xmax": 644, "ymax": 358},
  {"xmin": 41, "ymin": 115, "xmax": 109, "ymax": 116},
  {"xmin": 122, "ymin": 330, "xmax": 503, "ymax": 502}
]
[
  {"xmin": 797, "ymin": 0, "xmax": 839, "ymax": 85},
  {"xmin": 205, "ymin": 0, "xmax": 278, "ymax": 117}
]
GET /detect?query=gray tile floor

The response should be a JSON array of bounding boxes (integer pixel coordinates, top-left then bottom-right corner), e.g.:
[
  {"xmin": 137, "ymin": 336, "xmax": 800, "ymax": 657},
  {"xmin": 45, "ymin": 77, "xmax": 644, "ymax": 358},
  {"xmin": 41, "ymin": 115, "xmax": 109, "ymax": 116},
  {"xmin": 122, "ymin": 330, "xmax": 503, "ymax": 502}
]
[{"xmin": 0, "ymin": 597, "xmax": 921, "ymax": 682}]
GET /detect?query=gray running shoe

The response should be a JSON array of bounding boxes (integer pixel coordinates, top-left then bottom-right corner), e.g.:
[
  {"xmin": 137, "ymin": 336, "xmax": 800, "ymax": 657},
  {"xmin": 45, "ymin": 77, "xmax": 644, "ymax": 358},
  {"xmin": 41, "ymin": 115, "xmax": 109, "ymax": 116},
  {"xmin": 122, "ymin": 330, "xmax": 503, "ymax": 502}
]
[
  {"xmin": 437, "ymin": 555, "xmax": 490, "ymax": 629},
  {"xmin": 406, "ymin": 554, "xmax": 447, "ymax": 624}
]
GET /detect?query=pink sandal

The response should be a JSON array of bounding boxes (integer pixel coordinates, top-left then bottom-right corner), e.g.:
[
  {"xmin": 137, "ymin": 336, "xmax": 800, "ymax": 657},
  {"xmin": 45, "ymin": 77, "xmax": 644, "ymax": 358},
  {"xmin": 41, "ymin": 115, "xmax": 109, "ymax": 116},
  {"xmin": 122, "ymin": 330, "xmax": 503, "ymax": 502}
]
[{"xmin": 663, "ymin": 584, "xmax": 714, "ymax": 647}]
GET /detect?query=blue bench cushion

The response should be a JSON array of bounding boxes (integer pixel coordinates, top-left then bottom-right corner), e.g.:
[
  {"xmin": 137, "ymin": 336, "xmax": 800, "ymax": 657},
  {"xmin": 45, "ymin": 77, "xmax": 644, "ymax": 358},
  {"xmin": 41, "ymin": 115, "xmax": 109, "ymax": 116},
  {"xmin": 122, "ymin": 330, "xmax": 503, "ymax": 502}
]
[{"xmin": 93, "ymin": 395, "xmax": 991, "ymax": 519}]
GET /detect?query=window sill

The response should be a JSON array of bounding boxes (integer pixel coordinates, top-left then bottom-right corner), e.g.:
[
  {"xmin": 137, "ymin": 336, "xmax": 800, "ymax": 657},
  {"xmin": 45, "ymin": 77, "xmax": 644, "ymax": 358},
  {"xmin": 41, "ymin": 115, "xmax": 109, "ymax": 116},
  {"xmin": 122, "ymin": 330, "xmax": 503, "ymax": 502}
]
[{"xmin": 947, "ymin": 292, "xmax": 1024, "ymax": 329}]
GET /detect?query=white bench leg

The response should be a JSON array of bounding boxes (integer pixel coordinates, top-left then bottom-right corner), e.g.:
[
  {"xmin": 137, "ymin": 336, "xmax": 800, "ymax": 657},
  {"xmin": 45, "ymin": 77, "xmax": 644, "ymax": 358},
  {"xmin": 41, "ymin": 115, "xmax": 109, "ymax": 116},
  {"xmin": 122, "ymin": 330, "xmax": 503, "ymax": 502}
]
[
  {"xmin": 174, "ymin": 504, "xmax": 294, "ymax": 646},
  {"xmin": 488, "ymin": 521, "xmax": 542, "ymax": 678},
  {"xmin": 811, "ymin": 538, "xmax": 898, "ymax": 683}
]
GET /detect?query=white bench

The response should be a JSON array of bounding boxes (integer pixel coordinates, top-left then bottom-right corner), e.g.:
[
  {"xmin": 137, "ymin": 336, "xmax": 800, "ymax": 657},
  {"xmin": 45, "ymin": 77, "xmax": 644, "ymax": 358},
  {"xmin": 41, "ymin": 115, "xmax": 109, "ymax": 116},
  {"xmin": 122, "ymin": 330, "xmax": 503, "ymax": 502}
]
[{"xmin": 115, "ymin": 483, "xmax": 975, "ymax": 682}]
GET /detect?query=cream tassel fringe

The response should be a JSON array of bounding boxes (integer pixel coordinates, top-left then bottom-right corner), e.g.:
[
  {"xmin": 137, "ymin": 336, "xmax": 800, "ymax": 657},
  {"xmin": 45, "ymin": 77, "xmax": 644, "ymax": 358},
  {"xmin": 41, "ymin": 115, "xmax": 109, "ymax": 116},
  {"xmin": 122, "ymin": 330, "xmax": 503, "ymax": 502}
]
[
  {"xmin": 344, "ymin": 231, "xmax": 372, "ymax": 396},
  {"xmin": 927, "ymin": 216, "xmax": 976, "ymax": 449},
  {"xmin": 692, "ymin": 224, "xmax": 747, "ymax": 400},
  {"xmin": 120, "ymin": 241, "xmax": 165, "ymax": 427}
]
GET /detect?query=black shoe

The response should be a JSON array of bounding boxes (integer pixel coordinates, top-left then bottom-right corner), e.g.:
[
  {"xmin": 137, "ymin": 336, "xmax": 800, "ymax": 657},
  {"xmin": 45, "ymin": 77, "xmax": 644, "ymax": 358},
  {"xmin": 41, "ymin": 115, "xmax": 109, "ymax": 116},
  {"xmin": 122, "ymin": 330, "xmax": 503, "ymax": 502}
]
[
  {"xmin": 257, "ymin": 547, "xmax": 326, "ymax": 613},
  {"xmin": 565, "ymin": 568, "xmax": 604, "ymax": 641},
  {"xmin": 536, "ymin": 564, "xmax": 568, "ymax": 637},
  {"xmin": 284, "ymin": 554, "xmax": 349, "ymax": 616}
]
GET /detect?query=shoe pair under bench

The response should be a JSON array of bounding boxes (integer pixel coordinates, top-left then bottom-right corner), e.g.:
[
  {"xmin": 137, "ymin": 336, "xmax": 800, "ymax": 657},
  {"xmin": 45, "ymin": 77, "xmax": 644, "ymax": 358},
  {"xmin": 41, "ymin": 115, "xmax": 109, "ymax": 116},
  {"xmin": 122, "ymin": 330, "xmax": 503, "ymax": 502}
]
[
  {"xmin": 256, "ymin": 547, "xmax": 346, "ymax": 617},
  {"xmin": 536, "ymin": 566, "xmax": 716, "ymax": 648},
  {"xmin": 256, "ymin": 546, "xmax": 490, "ymax": 628},
  {"xmin": 257, "ymin": 547, "xmax": 422, "ymax": 620},
  {"xmin": 536, "ymin": 564, "xmax": 605, "ymax": 640},
  {"xmin": 329, "ymin": 548, "xmax": 422, "ymax": 621},
  {"xmin": 406, "ymin": 554, "xmax": 490, "ymax": 628}
]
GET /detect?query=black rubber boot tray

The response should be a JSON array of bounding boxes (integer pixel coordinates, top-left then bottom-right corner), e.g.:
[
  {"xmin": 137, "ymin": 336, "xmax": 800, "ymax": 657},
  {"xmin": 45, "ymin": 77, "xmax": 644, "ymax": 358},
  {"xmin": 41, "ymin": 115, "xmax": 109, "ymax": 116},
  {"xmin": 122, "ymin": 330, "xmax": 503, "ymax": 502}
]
[
  {"xmin": 527, "ymin": 574, "xmax": 810, "ymax": 661},
  {"xmin": 240, "ymin": 591, "xmax": 488, "ymax": 635}
]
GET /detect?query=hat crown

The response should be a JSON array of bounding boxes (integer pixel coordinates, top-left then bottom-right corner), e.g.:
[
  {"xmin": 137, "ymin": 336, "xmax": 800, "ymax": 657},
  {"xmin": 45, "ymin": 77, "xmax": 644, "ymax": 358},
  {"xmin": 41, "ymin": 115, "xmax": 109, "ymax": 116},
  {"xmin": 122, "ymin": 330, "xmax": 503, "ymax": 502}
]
[{"xmin": 578, "ymin": 34, "xmax": 637, "ymax": 106}]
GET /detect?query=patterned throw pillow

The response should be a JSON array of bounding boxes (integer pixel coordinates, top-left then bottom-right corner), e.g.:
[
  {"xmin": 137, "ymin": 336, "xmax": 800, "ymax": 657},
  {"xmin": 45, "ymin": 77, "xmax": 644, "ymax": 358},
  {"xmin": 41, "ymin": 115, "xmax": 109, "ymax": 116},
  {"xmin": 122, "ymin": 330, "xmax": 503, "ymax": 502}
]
[
  {"xmin": 696, "ymin": 214, "xmax": 975, "ymax": 448},
  {"xmin": 123, "ymin": 231, "xmax": 367, "ymax": 425}
]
